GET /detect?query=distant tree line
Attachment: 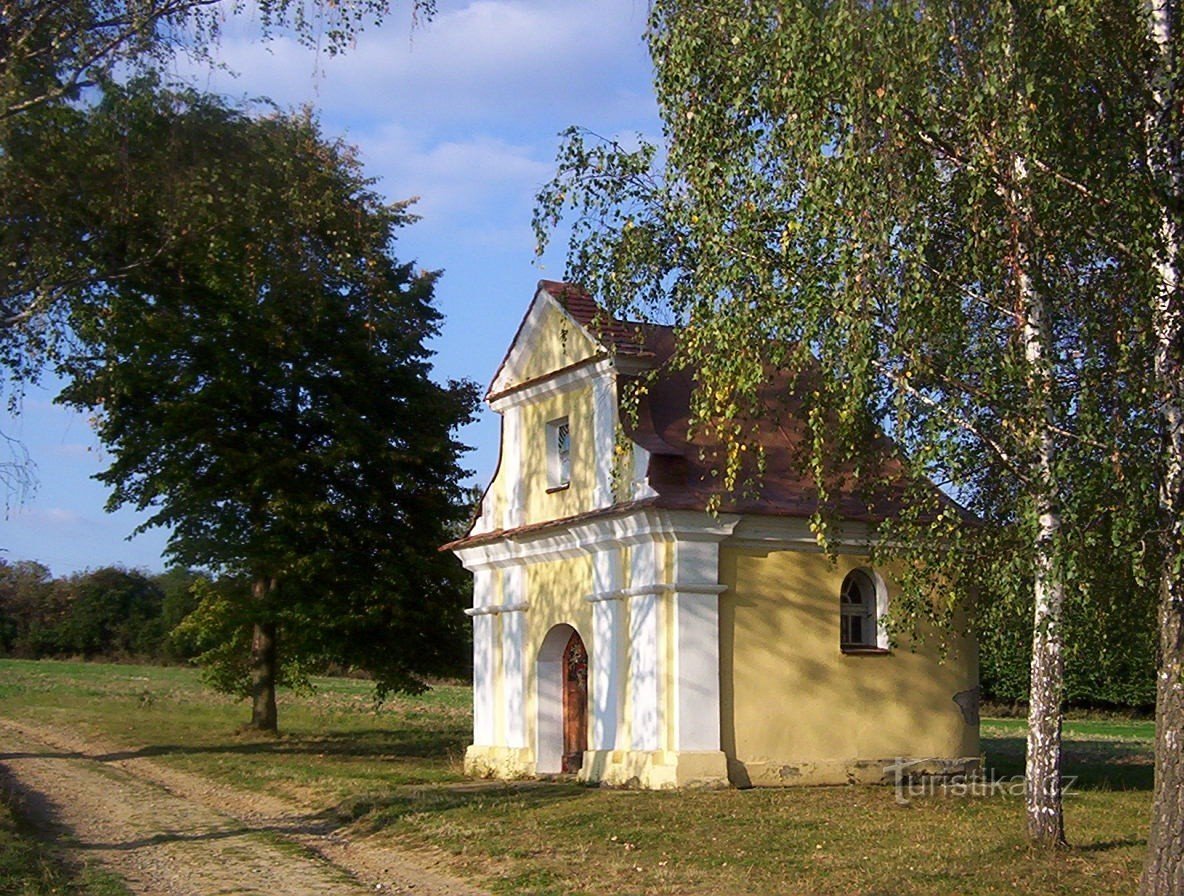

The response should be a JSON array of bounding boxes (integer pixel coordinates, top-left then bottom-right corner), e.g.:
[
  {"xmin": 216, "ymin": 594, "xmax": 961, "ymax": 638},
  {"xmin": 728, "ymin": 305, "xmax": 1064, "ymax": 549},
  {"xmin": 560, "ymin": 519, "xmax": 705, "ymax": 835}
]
[
  {"xmin": 0, "ymin": 561, "xmax": 201, "ymax": 662},
  {"xmin": 0, "ymin": 559, "xmax": 472, "ymax": 685}
]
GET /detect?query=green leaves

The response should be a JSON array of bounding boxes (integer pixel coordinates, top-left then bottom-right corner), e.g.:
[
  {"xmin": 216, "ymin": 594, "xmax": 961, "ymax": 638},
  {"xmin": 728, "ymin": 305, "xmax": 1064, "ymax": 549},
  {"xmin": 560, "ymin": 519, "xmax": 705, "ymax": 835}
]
[
  {"xmin": 535, "ymin": 0, "xmax": 1162, "ymax": 685},
  {"xmin": 50, "ymin": 80, "xmax": 477, "ymax": 704}
]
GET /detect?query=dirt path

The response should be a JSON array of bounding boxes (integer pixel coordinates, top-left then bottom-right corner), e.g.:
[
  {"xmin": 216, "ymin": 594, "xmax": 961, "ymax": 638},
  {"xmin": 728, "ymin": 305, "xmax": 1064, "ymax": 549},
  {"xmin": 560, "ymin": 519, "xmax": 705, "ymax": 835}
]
[{"xmin": 0, "ymin": 718, "xmax": 490, "ymax": 896}]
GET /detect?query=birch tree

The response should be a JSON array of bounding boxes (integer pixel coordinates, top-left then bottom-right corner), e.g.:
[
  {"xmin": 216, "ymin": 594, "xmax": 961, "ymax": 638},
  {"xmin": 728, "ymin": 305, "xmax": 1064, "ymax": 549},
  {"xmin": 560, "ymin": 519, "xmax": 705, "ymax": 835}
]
[
  {"xmin": 535, "ymin": 0, "xmax": 1157, "ymax": 850},
  {"xmin": 1140, "ymin": 0, "xmax": 1184, "ymax": 889}
]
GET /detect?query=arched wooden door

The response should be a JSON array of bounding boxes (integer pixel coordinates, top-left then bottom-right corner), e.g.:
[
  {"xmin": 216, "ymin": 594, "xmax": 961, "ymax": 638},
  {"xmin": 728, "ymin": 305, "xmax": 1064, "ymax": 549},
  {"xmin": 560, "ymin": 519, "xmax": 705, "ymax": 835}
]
[{"xmin": 562, "ymin": 630, "xmax": 588, "ymax": 773}]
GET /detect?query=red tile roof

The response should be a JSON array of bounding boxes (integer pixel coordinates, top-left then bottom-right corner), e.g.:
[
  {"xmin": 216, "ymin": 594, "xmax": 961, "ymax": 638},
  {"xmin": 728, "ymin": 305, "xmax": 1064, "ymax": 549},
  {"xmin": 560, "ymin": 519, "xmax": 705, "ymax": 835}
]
[
  {"xmin": 539, "ymin": 280, "xmax": 667, "ymax": 358},
  {"xmin": 621, "ymin": 331, "xmax": 925, "ymax": 523}
]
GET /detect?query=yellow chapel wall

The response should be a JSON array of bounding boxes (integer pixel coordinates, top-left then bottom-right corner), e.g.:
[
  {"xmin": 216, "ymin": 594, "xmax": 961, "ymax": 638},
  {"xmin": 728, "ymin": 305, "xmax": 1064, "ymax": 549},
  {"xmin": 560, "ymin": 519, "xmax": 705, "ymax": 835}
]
[
  {"xmin": 518, "ymin": 386, "xmax": 598, "ymax": 524},
  {"xmin": 520, "ymin": 553, "xmax": 596, "ymax": 752},
  {"xmin": 718, "ymin": 545, "xmax": 979, "ymax": 786},
  {"xmin": 479, "ymin": 300, "xmax": 607, "ymax": 532}
]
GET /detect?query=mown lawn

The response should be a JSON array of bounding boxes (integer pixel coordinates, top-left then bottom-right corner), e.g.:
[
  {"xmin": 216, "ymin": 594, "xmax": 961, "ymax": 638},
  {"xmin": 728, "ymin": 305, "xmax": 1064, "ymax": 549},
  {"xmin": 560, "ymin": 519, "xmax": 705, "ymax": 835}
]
[{"xmin": 0, "ymin": 659, "xmax": 1153, "ymax": 895}]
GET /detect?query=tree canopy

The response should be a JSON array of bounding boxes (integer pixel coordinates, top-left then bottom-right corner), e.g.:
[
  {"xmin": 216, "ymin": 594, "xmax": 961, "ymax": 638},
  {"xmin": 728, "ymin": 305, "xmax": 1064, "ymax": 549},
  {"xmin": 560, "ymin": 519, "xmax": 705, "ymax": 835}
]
[
  {"xmin": 0, "ymin": 0, "xmax": 436, "ymax": 505},
  {"xmin": 0, "ymin": 0, "xmax": 433, "ymax": 123},
  {"xmin": 55, "ymin": 81, "xmax": 477, "ymax": 727}
]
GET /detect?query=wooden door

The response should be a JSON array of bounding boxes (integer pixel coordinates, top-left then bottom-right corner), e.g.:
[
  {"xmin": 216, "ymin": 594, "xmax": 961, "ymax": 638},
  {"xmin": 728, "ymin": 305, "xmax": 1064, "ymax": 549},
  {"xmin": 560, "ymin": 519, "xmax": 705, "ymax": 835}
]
[{"xmin": 562, "ymin": 631, "xmax": 588, "ymax": 773}]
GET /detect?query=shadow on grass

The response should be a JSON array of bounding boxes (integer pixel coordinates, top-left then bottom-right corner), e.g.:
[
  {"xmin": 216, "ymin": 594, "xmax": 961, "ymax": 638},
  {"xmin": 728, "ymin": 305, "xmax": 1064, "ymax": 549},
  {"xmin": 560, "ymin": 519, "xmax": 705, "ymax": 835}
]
[
  {"xmin": 333, "ymin": 781, "xmax": 590, "ymax": 833},
  {"xmin": 103, "ymin": 727, "xmax": 470, "ymax": 762},
  {"xmin": 983, "ymin": 735, "xmax": 1153, "ymax": 791}
]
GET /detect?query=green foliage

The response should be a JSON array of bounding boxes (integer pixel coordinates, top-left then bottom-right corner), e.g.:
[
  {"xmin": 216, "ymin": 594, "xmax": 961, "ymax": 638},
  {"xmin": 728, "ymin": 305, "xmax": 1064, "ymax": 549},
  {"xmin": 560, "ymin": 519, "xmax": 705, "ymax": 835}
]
[
  {"xmin": 0, "ymin": 560, "xmax": 205, "ymax": 662},
  {"xmin": 0, "ymin": 0, "xmax": 433, "ymax": 123},
  {"xmin": 534, "ymin": 0, "xmax": 1162, "ymax": 689},
  {"xmin": 49, "ymin": 80, "xmax": 477, "ymax": 712},
  {"xmin": 54, "ymin": 567, "xmax": 165, "ymax": 659},
  {"xmin": 978, "ymin": 577, "xmax": 1158, "ymax": 709},
  {"xmin": 170, "ymin": 577, "xmax": 317, "ymax": 697}
]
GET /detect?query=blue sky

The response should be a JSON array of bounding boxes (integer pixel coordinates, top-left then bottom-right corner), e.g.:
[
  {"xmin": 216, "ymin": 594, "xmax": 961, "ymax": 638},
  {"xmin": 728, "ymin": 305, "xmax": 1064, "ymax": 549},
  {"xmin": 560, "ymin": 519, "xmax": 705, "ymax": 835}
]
[{"xmin": 0, "ymin": 0, "xmax": 660, "ymax": 575}]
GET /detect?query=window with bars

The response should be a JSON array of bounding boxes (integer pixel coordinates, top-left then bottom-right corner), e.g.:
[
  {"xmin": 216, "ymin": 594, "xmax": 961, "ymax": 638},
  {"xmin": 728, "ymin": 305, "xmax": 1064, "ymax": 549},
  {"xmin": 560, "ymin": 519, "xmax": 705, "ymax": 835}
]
[
  {"xmin": 840, "ymin": 569, "xmax": 879, "ymax": 650},
  {"xmin": 547, "ymin": 417, "xmax": 571, "ymax": 489}
]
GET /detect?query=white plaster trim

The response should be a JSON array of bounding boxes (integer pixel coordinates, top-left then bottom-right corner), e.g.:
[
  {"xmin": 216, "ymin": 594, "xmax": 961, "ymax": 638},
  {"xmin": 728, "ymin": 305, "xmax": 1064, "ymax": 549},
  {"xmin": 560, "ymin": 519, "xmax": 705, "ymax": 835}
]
[
  {"xmin": 536, "ymin": 623, "xmax": 579, "ymax": 774},
  {"xmin": 490, "ymin": 288, "xmax": 599, "ymax": 396},
  {"xmin": 464, "ymin": 601, "xmax": 532, "ymax": 616},
  {"xmin": 619, "ymin": 583, "xmax": 728, "ymax": 598},
  {"xmin": 630, "ymin": 444, "xmax": 658, "ymax": 500},
  {"xmin": 453, "ymin": 508, "xmax": 740, "ymax": 572},
  {"xmin": 464, "ymin": 606, "xmax": 499, "ymax": 617},
  {"xmin": 490, "ymin": 356, "xmax": 614, "ymax": 412},
  {"xmin": 730, "ymin": 516, "xmax": 879, "ymax": 551},
  {"xmin": 871, "ymin": 568, "xmax": 891, "ymax": 650},
  {"xmin": 591, "ymin": 371, "xmax": 616, "ymax": 508},
  {"xmin": 585, "ymin": 590, "xmax": 627, "ymax": 603},
  {"xmin": 503, "ymin": 404, "xmax": 524, "ymax": 528},
  {"xmin": 472, "ymin": 613, "xmax": 497, "ymax": 746}
]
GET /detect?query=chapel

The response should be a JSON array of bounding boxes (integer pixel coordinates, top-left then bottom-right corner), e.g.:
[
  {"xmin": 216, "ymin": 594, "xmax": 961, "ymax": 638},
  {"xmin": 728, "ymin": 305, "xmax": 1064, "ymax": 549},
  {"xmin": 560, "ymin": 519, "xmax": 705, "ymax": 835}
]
[{"xmin": 445, "ymin": 281, "xmax": 980, "ymax": 789}]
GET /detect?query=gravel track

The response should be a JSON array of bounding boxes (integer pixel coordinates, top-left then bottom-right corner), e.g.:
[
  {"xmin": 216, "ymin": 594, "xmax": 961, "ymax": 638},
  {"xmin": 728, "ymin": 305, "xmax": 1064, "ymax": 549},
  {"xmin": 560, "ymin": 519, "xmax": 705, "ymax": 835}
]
[{"xmin": 0, "ymin": 718, "xmax": 489, "ymax": 896}]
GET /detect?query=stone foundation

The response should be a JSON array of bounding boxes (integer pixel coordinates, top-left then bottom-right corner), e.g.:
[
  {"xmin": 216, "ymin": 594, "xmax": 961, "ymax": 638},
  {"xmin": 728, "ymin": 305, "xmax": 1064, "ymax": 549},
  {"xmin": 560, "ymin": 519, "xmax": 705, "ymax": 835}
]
[
  {"xmin": 732, "ymin": 755, "xmax": 982, "ymax": 787},
  {"xmin": 580, "ymin": 749, "xmax": 731, "ymax": 790},
  {"xmin": 465, "ymin": 744, "xmax": 980, "ymax": 791},
  {"xmin": 463, "ymin": 745, "xmax": 535, "ymax": 780}
]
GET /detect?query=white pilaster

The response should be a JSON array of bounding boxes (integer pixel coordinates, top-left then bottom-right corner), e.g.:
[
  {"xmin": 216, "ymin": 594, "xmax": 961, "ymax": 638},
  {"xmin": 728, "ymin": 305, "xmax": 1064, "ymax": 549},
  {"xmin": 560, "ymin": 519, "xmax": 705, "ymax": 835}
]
[
  {"xmin": 631, "ymin": 443, "xmax": 657, "ymax": 500},
  {"xmin": 468, "ymin": 568, "xmax": 497, "ymax": 746},
  {"xmin": 671, "ymin": 538, "xmax": 727, "ymax": 752},
  {"xmin": 591, "ymin": 370, "xmax": 616, "ymax": 508},
  {"xmin": 503, "ymin": 405, "xmax": 525, "ymax": 527},
  {"xmin": 587, "ymin": 546, "xmax": 624, "ymax": 751},
  {"xmin": 628, "ymin": 538, "xmax": 664, "ymax": 752},
  {"xmin": 501, "ymin": 564, "xmax": 528, "ymax": 748}
]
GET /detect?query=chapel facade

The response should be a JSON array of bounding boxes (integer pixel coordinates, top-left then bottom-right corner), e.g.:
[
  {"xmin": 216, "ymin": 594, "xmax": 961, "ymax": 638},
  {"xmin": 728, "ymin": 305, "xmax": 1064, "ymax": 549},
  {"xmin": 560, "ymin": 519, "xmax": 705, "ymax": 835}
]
[{"xmin": 446, "ymin": 281, "xmax": 980, "ymax": 789}]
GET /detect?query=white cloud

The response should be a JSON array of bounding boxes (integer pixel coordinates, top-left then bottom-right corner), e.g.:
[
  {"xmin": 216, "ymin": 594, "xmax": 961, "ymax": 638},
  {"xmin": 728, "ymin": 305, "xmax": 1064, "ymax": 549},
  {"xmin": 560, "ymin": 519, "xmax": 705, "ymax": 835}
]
[
  {"xmin": 11, "ymin": 507, "xmax": 84, "ymax": 526},
  {"xmin": 175, "ymin": 0, "xmax": 655, "ymax": 133},
  {"xmin": 360, "ymin": 125, "xmax": 551, "ymax": 222}
]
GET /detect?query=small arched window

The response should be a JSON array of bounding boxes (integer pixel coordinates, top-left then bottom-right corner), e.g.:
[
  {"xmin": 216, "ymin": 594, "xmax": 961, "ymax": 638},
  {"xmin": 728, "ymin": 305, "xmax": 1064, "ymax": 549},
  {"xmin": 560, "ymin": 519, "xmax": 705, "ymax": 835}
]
[{"xmin": 840, "ymin": 569, "xmax": 880, "ymax": 650}]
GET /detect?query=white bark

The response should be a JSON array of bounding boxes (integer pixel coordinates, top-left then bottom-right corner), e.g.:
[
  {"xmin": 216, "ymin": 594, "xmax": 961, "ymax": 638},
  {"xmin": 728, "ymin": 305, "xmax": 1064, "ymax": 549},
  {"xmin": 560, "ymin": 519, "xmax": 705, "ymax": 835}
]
[
  {"xmin": 1140, "ymin": 1, "xmax": 1184, "ymax": 890},
  {"xmin": 1012, "ymin": 153, "xmax": 1068, "ymax": 847}
]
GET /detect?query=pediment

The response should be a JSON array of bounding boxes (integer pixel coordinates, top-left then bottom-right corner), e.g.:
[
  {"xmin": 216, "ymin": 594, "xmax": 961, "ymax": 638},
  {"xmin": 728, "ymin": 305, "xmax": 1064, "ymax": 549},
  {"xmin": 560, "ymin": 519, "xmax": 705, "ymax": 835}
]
[{"xmin": 487, "ymin": 283, "xmax": 604, "ymax": 397}]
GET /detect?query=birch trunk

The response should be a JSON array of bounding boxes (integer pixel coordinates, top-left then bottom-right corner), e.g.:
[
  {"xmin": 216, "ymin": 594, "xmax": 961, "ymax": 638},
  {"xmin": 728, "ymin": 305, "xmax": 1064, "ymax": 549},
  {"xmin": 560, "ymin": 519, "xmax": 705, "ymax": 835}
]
[
  {"xmin": 1140, "ymin": 2, "xmax": 1184, "ymax": 889},
  {"xmin": 1011, "ymin": 154, "xmax": 1068, "ymax": 848},
  {"xmin": 1020, "ymin": 269, "xmax": 1068, "ymax": 849},
  {"xmin": 248, "ymin": 577, "xmax": 279, "ymax": 733}
]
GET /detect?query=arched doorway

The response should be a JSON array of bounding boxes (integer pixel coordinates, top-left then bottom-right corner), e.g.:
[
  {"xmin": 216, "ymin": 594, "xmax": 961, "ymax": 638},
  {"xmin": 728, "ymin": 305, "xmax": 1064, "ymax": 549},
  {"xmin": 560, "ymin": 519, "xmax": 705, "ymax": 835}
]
[
  {"xmin": 561, "ymin": 630, "xmax": 588, "ymax": 773},
  {"xmin": 536, "ymin": 624, "xmax": 588, "ymax": 774}
]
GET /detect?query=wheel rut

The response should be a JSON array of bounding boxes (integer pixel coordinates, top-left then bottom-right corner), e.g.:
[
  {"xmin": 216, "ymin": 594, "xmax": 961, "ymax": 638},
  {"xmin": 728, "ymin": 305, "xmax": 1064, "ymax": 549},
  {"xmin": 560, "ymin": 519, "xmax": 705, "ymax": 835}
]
[{"xmin": 0, "ymin": 718, "xmax": 489, "ymax": 896}]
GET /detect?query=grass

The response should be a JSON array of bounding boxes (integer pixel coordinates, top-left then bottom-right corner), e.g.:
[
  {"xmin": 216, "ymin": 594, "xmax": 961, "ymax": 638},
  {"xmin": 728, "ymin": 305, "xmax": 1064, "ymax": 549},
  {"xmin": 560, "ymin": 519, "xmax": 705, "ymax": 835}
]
[{"xmin": 0, "ymin": 659, "xmax": 1155, "ymax": 896}]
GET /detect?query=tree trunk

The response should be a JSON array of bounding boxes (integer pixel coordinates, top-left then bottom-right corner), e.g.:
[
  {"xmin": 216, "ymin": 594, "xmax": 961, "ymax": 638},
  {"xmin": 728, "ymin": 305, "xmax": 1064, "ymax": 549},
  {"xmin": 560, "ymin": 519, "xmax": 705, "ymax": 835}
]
[
  {"xmin": 1021, "ymin": 303, "xmax": 1068, "ymax": 848},
  {"xmin": 1140, "ymin": 2, "xmax": 1184, "ymax": 888},
  {"xmin": 1025, "ymin": 516, "xmax": 1066, "ymax": 847},
  {"xmin": 1014, "ymin": 151, "xmax": 1068, "ymax": 847},
  {"xmin": 248, "ymin": 577, "xmax": 278, "ymax": 733}
]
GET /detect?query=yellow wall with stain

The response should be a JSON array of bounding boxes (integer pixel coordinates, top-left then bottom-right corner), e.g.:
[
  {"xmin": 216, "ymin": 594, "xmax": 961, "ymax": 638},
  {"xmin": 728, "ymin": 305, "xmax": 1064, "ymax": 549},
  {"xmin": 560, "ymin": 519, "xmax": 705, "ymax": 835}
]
[
  {"xmin": 718, "ymin": 546, "xmax": 979, "ymax": 785},
  {"xmin": 522, "ymin": 553, "xmax": 596, "ymax": 748},
  {"xmin": 479, "ymin": 300, "xmax": 607, "ymax": 531},
  {"xmin": 519, "ymin": 386, "xmax": 597, "ymax": 524}
]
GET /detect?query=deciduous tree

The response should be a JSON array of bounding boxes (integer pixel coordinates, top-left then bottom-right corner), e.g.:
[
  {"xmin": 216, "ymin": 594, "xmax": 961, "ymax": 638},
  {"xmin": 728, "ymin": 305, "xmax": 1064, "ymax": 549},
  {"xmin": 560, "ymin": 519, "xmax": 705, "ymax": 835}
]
[
  {"xmin": 58, "ymin": 81, "xmax": 477, "ymax": 730},
  {"xmin": 0, "ymin": 0, "xmax": 434, "ymax": 505},
  {"xmin": 535, "ymin": 0, "xmax": 1159, "ymax": 851}
]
